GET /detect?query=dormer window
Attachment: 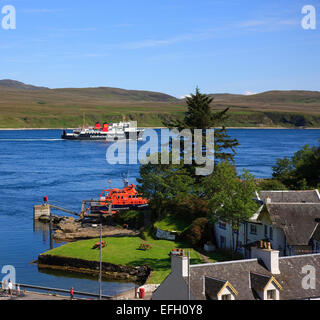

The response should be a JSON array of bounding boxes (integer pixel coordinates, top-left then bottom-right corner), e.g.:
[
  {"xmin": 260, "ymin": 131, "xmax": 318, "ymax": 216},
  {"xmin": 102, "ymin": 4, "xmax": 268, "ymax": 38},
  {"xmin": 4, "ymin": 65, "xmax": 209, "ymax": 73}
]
[
  {"xmin": 250, "ymin": 273, "xmax": 282, "ymax": 300},
  {"xmin": 205, "ymin": 277, "xmax": 238, "ymax": 300},
  {"xmin": 267, "ymin": 289, "xmax": 276, "ymax": 300}
]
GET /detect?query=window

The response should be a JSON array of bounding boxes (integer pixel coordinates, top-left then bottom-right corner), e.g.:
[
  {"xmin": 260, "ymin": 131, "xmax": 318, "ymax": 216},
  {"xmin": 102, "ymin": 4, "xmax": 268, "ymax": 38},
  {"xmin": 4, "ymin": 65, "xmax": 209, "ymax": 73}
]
[
  {"xmin": 221, "ymin": 294, "xmax": 231, "ymax": 300},
  {"xmin": 220, "ymin": 236, "xmax": 226, "ymax": 248},
  {"xmin": 267, "ymin": 289, "xmax": 276, "ymax": 300},
  {"xmin": 250, "ymin": 224, "xmax": 257, "ymax": 235},
  {"xmin": 219, "ymin": 221, "xmax": 227, "ymax": 230},
  {"xmin": 269, "ymin": 227, "xmax": 273, "ymax": 240},
  {"xmin": 264, "ymin": 225, "xmax": 268, "ymax": 237}
]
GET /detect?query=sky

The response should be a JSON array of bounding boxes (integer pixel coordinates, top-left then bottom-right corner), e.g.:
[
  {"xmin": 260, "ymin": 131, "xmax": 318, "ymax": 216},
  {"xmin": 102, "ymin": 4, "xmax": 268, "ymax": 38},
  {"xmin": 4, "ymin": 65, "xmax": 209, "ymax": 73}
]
[{"xmin": 0, "ymin": 0, "xmax": 319, "ymax": 98}]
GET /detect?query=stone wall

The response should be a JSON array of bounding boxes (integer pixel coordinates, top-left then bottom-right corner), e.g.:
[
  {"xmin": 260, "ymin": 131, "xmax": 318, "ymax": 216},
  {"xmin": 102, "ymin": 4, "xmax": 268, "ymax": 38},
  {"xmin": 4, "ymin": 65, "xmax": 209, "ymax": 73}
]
[{"xmin": 38, "ymin": 254, "xmax": 151, "ymax": 283}]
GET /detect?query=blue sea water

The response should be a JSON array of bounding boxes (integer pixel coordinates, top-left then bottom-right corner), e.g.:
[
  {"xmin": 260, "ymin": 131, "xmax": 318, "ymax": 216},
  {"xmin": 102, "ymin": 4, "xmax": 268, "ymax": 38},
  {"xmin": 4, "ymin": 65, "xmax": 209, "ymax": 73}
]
[{"xmin": 0, "ymin": 128, "xmax": 319, "ymax": 296}]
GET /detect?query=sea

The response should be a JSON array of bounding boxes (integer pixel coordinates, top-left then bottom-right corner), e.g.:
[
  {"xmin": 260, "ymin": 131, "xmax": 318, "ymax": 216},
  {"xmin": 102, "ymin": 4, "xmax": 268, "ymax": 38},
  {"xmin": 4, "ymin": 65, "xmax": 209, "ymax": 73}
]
[{"xmin": 0, "ymin": 128, "xmax": 319, "ymax": 296}]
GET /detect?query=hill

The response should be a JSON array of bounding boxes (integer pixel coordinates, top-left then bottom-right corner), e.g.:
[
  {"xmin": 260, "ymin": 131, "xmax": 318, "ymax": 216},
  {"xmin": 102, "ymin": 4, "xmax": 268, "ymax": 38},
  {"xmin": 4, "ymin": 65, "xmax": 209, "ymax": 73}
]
[
  {"xmin": 0, "ymin": 80, "xmax": 320, "ymax": 128},
  {"xmin": 0, "ymin": 79, "xmax": 48, "ymax": 90}
]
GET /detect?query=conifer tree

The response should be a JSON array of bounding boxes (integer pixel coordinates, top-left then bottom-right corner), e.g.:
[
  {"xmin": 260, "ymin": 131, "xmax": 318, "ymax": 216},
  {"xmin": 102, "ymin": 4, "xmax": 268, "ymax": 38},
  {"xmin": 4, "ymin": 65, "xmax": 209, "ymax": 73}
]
[{"xmin": 163, "ymin": 87, "xmax": 239, "ymax": 163}]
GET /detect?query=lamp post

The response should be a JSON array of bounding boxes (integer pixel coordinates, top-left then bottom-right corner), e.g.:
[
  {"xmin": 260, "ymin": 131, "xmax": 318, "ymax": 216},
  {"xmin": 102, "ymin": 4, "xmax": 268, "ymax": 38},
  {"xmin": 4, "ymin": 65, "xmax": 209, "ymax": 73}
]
[
  {"xmin": 99, "ymin": 213, "xmax": 102, "ymax": 300},
  {"xmin": 188, "ymin": 251, "xmax": 191, "ymax": 300}
]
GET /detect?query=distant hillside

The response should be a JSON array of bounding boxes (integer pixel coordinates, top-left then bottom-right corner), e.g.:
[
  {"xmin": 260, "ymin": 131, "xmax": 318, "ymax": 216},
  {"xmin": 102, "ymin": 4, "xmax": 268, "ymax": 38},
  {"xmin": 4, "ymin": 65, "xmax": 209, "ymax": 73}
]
[
  {"xmin": 0, "ymin": 79, "xmax": 48, "ymax": 90},
  {"xmin": 0, "ymin": 80, "xmax": 319, "ymax": 128},
  {"xmin": 0, "ymin": 80, "xmax": 178, "ymax": 103}
]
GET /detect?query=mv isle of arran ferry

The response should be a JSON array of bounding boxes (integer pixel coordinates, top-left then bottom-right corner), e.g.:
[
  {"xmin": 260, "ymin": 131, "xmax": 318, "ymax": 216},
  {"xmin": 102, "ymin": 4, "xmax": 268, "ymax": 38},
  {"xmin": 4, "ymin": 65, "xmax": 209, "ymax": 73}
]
[{"xmin": 62, "ymin": 121, "xmax": 144, "ymax": 141}]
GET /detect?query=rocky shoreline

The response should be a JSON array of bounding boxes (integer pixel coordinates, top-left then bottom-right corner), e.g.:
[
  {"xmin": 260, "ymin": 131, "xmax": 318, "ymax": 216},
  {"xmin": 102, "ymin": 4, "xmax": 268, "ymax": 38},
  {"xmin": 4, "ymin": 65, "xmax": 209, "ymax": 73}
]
[{"xmin": 38, "ymin": 215, "xmax": 139, "ymax": 242}]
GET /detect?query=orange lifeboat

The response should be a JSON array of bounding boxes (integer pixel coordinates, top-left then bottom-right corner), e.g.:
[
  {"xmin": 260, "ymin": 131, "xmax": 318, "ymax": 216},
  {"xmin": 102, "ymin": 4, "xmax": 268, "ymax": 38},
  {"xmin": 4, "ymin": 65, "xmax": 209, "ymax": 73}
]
[{"xmin": 96, "ymin": 184, "xmax": 148, "ymax": 212}]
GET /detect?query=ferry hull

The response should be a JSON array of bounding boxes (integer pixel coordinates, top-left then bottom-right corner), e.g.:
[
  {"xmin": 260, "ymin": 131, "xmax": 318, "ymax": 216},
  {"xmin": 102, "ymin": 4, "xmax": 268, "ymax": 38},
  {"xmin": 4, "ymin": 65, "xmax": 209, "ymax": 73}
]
[{"xmin": 61, "ymin": 131, "xmax": 143, "ymax": 141}]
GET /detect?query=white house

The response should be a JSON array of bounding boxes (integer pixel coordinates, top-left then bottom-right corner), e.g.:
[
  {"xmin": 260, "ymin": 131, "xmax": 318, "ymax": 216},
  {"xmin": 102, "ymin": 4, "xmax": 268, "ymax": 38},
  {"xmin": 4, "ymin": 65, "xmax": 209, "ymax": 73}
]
[{"xmin": 213, "ymin": 190, "xmax": 320, "ymax": 257}]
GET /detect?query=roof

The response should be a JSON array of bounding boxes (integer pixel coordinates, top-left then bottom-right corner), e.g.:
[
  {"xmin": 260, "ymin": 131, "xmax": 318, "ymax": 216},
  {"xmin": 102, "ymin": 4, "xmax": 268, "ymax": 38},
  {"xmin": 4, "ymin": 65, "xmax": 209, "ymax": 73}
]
[
  {"xmin": 259, "ymin": 190, "xmax": 320, "ymax": 204},
  {"xmin": 187, "ymin": 253, "xmax": 320, "ymax": 300},
  {"xmin": 204, "ymin": 277, "xmax": 238, "ymax": 298},
  {"xmin": 250, "ymin": 273, "xmax": 272, "ymax": 292},
  {"xmin": 250, "ymin": 273, "xmax": 282, "ymax": 292},
  {"xmin": 265, "ymin": 203, "xmax": 320, "ymax": 246}
]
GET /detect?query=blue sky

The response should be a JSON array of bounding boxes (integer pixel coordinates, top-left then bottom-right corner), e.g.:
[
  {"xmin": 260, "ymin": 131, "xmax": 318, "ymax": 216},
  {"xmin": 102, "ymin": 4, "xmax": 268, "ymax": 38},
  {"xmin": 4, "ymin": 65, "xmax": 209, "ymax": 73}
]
[{"xmin": 0, "ymin": 0, "xmax": 319, "ymax": 97}]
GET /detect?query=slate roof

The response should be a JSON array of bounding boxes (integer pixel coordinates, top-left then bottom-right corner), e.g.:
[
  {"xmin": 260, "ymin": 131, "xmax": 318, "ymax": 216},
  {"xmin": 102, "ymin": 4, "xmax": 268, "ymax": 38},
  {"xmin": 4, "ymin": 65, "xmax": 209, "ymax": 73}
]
[
  {"xmin": 204, "ymin": 277, "xmax": 227, "ymax": 298},
  {"xmin": 259, "ymin": 190, "xmax": 320, "ymax": 204},
  {"xmin": 266, "ymin": 203, "xmax": 320, "ymax": 246},
  {"xmin": 187, "ymin": 253, "xmax": 320, "ymax": 300},
  {"xmin": 250, "ymin": 273, "xmax": 272, "ymax": 292}
]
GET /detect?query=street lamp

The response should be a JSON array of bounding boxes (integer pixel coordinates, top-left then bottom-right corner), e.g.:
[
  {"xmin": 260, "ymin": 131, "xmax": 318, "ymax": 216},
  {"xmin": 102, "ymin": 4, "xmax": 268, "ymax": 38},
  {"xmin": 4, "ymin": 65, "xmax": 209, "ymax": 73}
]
[{"xmin": 99, "ymin": 213, "xmax": 102, "ymax": 300}]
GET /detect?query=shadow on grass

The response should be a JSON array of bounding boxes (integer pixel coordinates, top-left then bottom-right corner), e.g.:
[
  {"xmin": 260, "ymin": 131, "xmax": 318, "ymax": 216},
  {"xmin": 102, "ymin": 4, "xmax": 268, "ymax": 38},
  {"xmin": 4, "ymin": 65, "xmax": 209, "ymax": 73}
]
[{"xmin": 128, "ymin": 255, "xmax": 203, "ymax": 271}]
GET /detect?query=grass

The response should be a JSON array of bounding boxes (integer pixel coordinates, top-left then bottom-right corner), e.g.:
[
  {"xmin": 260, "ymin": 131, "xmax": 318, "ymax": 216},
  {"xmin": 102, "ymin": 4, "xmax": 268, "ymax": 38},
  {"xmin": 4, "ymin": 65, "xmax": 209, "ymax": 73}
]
[
  {"xmin": 43, "ymin": 236, "xmax": 206, "ymax": 284},
  {"xmin": 1, "ymin": 85, "xmax": 320, "ymax": 128},
  {"xmin": 154, "ymin": 214, "xmax": 192, "ymax": 233}
]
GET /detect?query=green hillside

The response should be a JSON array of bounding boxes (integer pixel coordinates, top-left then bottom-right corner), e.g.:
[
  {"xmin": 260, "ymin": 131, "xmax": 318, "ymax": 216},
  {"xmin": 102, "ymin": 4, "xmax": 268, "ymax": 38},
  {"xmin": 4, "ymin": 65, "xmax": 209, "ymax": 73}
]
[{"xmin": 0, "ymin": 80, "xmax": 320, "ymax": 128}]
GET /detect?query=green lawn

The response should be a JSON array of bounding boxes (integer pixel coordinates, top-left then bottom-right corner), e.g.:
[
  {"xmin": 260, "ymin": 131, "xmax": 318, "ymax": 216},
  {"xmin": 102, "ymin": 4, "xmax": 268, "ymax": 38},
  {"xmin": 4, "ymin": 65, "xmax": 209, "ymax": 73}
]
[
  {"xmin": 43, "ymin": 236, "xmax": 206, "ymax": 284},
  {"xmin": 154, "ymin": 214, "xmax": 191, "ymax": 233}
]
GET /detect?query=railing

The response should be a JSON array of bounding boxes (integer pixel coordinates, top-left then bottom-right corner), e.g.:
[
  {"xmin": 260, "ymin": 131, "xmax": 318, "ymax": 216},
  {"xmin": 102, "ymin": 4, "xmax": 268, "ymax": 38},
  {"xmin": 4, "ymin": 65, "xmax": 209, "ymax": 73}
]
[{"xmin": 0, "ymin": 281, "xmax": 113, "ymax": 300}]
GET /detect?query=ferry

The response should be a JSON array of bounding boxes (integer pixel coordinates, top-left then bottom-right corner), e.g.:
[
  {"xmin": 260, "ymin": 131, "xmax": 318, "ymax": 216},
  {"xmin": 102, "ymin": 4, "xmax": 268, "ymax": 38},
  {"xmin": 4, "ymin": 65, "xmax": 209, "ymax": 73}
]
[{"xmin": 61, "ymin": 121, "xmax": 144, "ymax": 141}]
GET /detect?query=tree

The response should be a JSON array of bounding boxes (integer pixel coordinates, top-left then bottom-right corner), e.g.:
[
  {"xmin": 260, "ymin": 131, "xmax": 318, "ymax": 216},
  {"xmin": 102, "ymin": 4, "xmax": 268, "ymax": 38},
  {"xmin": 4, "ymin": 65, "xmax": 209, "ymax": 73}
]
[
  {"xmin": 272, "ymin": 139, "xmax": 320, "ymax": 189},
  {"xmin": 205, "ymin": 161, "xmax": 259, "ymax": 253},
  {"xmin": 136, "ymin": 153, "xmax": 194, "ymax": 220},
  {"xmin": 257, "ymin": 179, "xmax": 287, "ymax": 191},
  {"xmin": 163, "ymin": 87, "xmax": 239, "ymax": 163}
]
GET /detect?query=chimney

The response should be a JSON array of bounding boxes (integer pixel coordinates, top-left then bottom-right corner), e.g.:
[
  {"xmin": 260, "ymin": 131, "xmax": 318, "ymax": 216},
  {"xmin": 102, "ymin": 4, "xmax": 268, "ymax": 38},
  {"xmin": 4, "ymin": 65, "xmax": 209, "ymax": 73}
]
[
  {"xmin": 251, "ymin": 242, "xmax": 280, "ymax": 274},
  {"xmin": 170, "ymin": 249, "xmax": 189, "ymax": 277}
]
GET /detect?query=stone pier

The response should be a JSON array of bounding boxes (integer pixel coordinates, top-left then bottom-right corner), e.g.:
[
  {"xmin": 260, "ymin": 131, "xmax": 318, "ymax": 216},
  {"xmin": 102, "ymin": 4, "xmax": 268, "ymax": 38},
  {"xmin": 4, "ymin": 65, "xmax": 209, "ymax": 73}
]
[{"xmin": 33, "ymin": 204, "xmax": 51, "ymax": 220}]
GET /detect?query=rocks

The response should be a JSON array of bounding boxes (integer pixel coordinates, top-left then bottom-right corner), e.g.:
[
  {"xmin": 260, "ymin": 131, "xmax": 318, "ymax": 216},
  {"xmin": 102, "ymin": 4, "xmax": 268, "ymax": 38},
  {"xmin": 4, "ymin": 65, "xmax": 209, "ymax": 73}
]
[
  {"xmin": 36, "ymin": 214, "xmax": 139, "ymax": 241},
  {"xmin": 38, "ymin": 214, "xmax": 63, "ymax": 224},
  {"xmin": 53, "ymin": 223, "xmax": 139, "ymax": 242}
]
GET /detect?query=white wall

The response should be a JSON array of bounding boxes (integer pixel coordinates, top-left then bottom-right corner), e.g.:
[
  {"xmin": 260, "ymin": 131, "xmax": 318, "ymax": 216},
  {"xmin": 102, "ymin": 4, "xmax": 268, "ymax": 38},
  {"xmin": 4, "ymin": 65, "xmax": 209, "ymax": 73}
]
[
  {"xmin": 263, "ymin": 281, "xmax": 280, "ymax": 300},
  {"xmin": 214, "ymin": 218, "xmax": 287, "ymax": 256}
]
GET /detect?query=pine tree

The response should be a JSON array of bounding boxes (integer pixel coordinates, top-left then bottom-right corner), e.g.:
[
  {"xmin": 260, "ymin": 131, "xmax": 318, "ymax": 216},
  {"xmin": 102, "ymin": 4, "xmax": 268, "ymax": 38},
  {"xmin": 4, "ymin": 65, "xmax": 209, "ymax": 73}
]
[{"xmin": 163, "ymin": 87, "xmax": 239, "ymax": 163}]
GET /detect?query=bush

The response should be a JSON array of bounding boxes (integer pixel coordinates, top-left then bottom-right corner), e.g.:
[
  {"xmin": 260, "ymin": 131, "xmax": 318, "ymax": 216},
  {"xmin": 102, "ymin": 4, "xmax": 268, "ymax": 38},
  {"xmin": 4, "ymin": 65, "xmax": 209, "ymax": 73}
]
[
  {"xmin": 139, "ymin": 243, "xmax": 152, "ymax": 250},
  {"xmin": 257, "ymin": 178, "xmax": 287, "ymax": 191},
  {"xmin": 113, "ymin": 210, "xmax": 145, "ymax": 229},
  {"xmin": 167, "ymin": 195, "xmax": 209, "ymax": 221},
  {"xmin": 181, "ymin": 217, "xmax": 211, "ymax": 247}
]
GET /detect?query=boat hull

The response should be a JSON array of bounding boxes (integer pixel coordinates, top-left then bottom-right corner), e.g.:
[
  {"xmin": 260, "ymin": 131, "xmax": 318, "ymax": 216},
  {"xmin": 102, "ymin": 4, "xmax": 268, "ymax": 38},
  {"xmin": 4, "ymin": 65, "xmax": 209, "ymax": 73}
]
[
  {"xmin": 61, "ymin": 130, "xmax": 144, "ymax": 141},
  {"xmin": 90, "ymin": 203, "xmax": 148, "ymax": 213}
]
